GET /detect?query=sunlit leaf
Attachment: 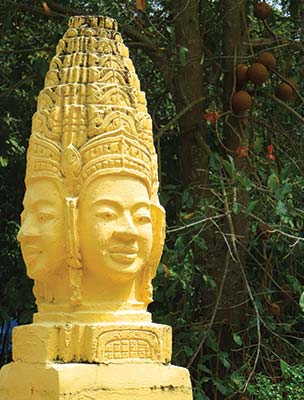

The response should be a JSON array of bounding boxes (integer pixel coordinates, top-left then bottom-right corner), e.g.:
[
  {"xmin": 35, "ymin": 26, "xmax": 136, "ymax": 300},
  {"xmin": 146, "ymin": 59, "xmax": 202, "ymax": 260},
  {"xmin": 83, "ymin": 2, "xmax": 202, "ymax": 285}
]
[
  {"xmin": 42, "ymin": 1, "xmax": 51, "ymax": 14},
  {"xmin": 179, "ymin": 46, "xmax": 188, "ymax": 66},
  {"xmin": 280, "ymin": 359, "xmax": 289, "ymax": 375},
  {"xmin": 136, "ymin": 0, "xmax": 146, "ymax": 11},
  {"xmin": 233, "ymin": 333, "xmax": 243, "ymax": 346},
  {"xmin": 300, "ymin": 292, "xmax": 304, "ymax": 312}
]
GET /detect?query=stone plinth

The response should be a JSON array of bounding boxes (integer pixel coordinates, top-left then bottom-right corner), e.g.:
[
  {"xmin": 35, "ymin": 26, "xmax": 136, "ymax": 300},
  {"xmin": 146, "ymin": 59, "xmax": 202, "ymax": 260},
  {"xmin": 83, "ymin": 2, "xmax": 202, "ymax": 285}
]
[
  {"xmin": 13, "ymin": 322, "xmax": 172, "ymax": 364},
  {"xmin": 0, "ymin": 362, "xmax": 192, "ymax": 400}
]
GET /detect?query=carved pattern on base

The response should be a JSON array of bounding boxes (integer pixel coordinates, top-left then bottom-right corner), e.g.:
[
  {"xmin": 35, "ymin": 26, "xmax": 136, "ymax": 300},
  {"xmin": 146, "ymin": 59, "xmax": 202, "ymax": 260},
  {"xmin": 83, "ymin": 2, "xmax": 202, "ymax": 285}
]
[{"xmin": 97, "ymin": 330, "xmax": 160, "ymax": 361}]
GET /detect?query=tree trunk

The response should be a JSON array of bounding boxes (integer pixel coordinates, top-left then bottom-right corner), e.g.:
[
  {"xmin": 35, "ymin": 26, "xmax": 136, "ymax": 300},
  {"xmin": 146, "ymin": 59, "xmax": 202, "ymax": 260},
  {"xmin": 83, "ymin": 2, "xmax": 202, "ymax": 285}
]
[
  {"xmin": 219, "ymin": 0, "xmax": 249, "ymax": 327},
  {"xmin": 170, "ymin": 0, "xmax": 210, "ymax": 187},
  {"xmin": 208, "ymin": 2, "xmax": 250, "ymax": 398}
]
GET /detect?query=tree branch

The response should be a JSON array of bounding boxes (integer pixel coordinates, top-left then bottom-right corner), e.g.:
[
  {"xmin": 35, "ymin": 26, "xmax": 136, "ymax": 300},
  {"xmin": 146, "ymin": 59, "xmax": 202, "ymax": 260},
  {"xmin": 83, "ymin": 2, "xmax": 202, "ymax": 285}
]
[
  {"xmin": 122, "ymin": 24, "xmax": 175, "ymax": 93},
  {"xmin": 260, "ymin": 92, "xmax": 304, "ymax": 125}
]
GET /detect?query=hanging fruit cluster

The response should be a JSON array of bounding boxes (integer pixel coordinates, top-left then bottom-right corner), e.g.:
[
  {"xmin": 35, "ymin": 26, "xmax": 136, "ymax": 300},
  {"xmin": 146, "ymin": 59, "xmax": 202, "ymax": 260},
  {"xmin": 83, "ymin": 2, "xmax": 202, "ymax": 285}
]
[
  {"xmin": 231, "ymin": 2, "xmax": 298, "ymax": 114},
  {"xmin": 232, "ymin": 49, "xmax": 273, "ymax": 114}
]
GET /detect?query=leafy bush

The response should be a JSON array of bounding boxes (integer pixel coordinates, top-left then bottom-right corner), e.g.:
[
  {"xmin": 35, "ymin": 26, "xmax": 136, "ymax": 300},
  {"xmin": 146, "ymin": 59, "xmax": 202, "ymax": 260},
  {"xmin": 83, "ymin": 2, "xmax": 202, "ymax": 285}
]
[{"xmin": 248, "ymin": 362, "xmax": 304, "ymax": 400}]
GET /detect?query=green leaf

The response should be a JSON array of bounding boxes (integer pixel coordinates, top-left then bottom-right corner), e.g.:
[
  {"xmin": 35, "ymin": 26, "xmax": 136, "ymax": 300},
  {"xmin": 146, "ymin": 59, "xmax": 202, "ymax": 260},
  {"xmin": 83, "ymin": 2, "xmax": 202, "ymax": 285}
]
[
  {"xmin": 219, "ymin": 352, "xmax": 231, "ymax": 369},
  {"xmin": 286, "ymin": 275, "xmax": 302, "ymax": 293},
  {"xmin": 195, "ymin": 237, "xmax": 207, "ymax": 251},
  {"xmin": 279, "ymin": 182, "xmax": 292, "ymax": 197},
  {"xmin": 247, "ymin": 200, "xmax": 258, "ymax": 213},
  {"xmin": 300, "ymin": 292, "xmax": 304, "ymax": 312},
  {"xmin": 229, "ymin": 372, "xmax": 245, "ymax": 389},
  {"xmin": 267, "ymin": 172, "xmax": 280, "ymax": 193},
  {"xmin": 198, "ymin": 363, "xmax": 213, "ymax": 374},
  {"xmin": 233, "ymin": 333, "xmax": 243, "ymax": 346},
  {"xmin": 184, "ymin": 345, "xmax": 193, "ymax": 356},
  {"xmin": 162, "ymin": 184, "xmax": 177, "ymax": 190},
  {"xmin": 275, "ymin": 200, "xmax": 287, "ymax": 217},
  {"xmin": 222, "ymin": 156, "xmax": 236, "ymax": 178},
  {"xmin": 174, "ymin": 236, "xmax": 184, "ymax": 253},
  {"xmin": 232, "ymin": 202, "xmax": 241, "ymax": 215},
  {"xmin": 203, "ymin": 274, "xmax": 217, "ymax": 289},
  {"xmin": 209, "ymin": 152, "xmax": 220, "ymax": 170},
  {"xmin": 236, "ymin": 173, "xmax": 252, "ymax": 191},
  {"xmin": 179, "ymin": 46, "xmax": 188, "ymax": 66},
  {"xmin": 205, "ymin": 334, "xmax": 219, "ymax": 352},
  {"xmin": 280, "ymin": 359, "xmax": 289, "ymax": 375},
  {"xmin": 182, "ymin": 189, "xmax": 193, "ymax": 208},
  {"xmin": 195, "ymin": 392, "xmax": 208, "ymax": 400},
  {"xmin": 253, "ymin": 136, "xmax": 263, "ymax": 152},
  {"xmin": 0, "ymin": 156, "xmax": 8, "ymax": 167},
  {"xmin": 213, "ymin": 378, "xmax": 228, "ymax": 395}
]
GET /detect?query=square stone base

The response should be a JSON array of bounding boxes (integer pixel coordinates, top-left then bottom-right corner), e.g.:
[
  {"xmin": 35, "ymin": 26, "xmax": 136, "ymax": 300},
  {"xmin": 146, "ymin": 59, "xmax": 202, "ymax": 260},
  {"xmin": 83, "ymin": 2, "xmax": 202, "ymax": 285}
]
[
  {"xmin": 0, "ymin": 361, "xmax": 193, "ymax": 399},
  {"xmin": 13, "ymin": 322, "xmax": 172, "ymax": 364}
]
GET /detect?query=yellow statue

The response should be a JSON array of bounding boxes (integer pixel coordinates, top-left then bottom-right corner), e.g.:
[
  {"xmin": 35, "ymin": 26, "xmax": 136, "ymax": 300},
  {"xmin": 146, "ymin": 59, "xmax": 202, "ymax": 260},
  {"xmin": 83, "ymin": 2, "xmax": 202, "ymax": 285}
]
[{"xmin": 0, "ymin": 16, "xmax": 192, "ymax": 399}]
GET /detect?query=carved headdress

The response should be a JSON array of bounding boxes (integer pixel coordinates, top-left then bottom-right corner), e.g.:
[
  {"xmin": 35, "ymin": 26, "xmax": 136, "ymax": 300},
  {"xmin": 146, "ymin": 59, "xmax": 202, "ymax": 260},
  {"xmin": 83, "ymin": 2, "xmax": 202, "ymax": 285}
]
[
  {"xmin": 27, "ymin": 16, "xmax": 159, "ymax": 198},
  {"xmin": 25, "ymin": 16, "xmax": 164, "ymax": 306}
]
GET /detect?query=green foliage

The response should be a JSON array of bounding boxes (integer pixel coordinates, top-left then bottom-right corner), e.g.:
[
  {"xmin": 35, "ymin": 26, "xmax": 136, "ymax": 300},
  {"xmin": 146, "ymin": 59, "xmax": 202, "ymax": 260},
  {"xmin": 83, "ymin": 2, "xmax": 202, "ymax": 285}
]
[{"xmin": 248, "ymin": 363, "xmax": 304, "ymax": 400}]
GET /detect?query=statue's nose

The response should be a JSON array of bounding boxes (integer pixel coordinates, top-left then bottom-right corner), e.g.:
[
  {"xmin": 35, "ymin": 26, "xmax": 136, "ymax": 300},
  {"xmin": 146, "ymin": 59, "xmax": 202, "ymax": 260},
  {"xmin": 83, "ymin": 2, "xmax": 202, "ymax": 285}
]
[
  {"xmin": 17, "ymin": 215, "xmax": 39, "ymax": 243},
  {"xmin": 114, "ymin": 213, "xmax": 138, "ymax": 239}
]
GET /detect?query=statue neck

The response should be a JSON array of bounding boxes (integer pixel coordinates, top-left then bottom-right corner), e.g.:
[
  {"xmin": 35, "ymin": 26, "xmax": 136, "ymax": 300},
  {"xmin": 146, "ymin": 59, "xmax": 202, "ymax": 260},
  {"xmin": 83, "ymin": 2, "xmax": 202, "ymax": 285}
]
[
  {"xmin": 33, "ymin": 266, "xmax": 150, "ymax": 323},
  {"xmin": 82, "ymin": 269, "xmax": 139, "ymax": 305}
]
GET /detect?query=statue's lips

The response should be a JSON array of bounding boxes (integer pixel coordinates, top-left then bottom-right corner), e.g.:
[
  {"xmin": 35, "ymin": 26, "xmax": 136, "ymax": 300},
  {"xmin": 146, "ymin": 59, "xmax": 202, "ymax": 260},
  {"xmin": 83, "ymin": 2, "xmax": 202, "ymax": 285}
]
[
  {"xmin": 109, "ymin": 247, "xmax": 138, "ymax": 264},
  {"xmin": 23, "ymin": 246, "xmax": 41, "ymax": 258}
]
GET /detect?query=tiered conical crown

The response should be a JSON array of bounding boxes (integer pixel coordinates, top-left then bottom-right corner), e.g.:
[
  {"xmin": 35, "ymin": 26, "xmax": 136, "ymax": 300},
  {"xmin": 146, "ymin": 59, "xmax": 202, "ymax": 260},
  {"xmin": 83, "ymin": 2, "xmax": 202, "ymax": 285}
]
[{"xmin": 27, "ymin": 15, "xmax": 159, "ymax": 200}]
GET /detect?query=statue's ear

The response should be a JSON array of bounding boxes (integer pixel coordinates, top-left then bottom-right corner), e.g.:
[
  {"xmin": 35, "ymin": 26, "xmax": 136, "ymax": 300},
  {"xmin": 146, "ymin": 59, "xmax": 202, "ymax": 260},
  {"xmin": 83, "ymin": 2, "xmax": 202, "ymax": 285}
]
[
  {"xmin": 136, "ymin": 202, "xmax": 166, "ymax": 306},
  {"xmin": 149, "ymin": 203, "xmax": 166, "ymax": 280},
  {"xmin": 65, "ymin": 197, "xmax": 81, "ymax": 269},
  {"xmin": 65, "ymin": 197, "xmax": 82, "ymax": 306}
]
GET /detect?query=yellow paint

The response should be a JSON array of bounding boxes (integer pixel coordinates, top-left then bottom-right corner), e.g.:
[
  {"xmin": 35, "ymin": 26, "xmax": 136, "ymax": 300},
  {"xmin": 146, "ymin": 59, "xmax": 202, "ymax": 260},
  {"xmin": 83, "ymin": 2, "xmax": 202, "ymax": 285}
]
[{"xmin": 0, "ymin": 15, "xmax": 192, "ymax": 399}]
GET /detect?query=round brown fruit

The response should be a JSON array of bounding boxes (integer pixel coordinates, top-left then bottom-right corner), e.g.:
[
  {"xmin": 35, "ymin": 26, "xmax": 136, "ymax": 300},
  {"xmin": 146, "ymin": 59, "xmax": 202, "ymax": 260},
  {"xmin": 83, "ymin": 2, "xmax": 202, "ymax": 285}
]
[
  {"xmin": 236, "ymin": 64, "xmax": 249, "ymax": 86},
  {"xmin": 275, "ymin": 82, "xmax": 294, "ymax": 101},
  {"xmin": 256, "ymin": 51, "xmax": 276, "ymax": 71},
  {"xmin": 247, "ymin": 62, "xmax": 269, "ymax": 85},
  {"xmin": 268, "ymin": 302, "xmax": 280, "ymax": 317},
  {"xmin": 254, "ymin": 2, "xmax": 272, "ymax": 20},
  {"xmin": 232, "ymin": 91, "xmax": 252, "ymax": 113},
  {"xmin": 288, "ymin": 79, "xmax": 297, "ymax": 91}
]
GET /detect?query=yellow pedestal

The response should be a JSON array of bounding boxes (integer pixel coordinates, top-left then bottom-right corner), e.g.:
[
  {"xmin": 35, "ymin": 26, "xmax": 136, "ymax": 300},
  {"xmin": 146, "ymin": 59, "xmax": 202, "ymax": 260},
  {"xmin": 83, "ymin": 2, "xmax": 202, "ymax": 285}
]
[
  {"xmin": 12, "ymin": 322, "xmax": 172, "ymax": 364},
  {"xmin": 0, "ymin": 322, "xmax": 193, "ymax": 399},
  {"xmin": 0, "ymin": 362, "xmax": 192, "ymax": 399}
]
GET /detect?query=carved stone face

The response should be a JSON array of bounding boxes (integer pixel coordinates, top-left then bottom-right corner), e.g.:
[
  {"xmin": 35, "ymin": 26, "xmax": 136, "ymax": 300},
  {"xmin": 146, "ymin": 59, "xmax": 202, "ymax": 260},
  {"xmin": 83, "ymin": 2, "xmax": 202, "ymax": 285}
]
[
  {"xmin": 79, "ymin": 175, "xmax": 153, "ymax": 282},
  {"xmin": 17, "ymin": 180, "xmax": 66, "ymax": 280}
]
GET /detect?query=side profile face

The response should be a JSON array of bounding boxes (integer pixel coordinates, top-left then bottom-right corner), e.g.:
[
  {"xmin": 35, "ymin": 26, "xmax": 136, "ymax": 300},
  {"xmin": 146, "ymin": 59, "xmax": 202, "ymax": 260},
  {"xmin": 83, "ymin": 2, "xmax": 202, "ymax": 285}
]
[
  {"xmin": 17, "ymin": 179, "xmax": 66, "ymax": 280},
  {"xmin": 79, "ymin": 175, "xmax": 153, "ymax": 283}
]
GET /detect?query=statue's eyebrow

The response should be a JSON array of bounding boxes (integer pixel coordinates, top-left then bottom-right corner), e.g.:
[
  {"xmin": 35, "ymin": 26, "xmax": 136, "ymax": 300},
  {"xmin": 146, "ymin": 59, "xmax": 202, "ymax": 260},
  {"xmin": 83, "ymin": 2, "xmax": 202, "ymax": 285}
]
[
  {"xmin": 92, "ymin": 198, "xmax": 123, "ymax": 211},
  {"xmin": 92, "ymin": 199, "xmax": 150, "ymax": 212},
  {"xmin": 23, "ymin": 198, "xmax": 56, "ymax": 209},
  {"xmin": 131, "ymin": 201, "xmax": 150, "ymax": 213}
]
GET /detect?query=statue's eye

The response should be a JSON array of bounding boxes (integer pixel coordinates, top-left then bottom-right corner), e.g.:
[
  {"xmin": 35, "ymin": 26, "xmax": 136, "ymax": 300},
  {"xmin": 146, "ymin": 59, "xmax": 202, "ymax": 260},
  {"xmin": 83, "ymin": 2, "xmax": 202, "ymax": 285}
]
[
  {"xmin": 134, "ymin": 213, "xmax": 151, "ymax": 225},
  {"xmin": 97, "ymin": 209, "xmax": 117, "ymax": 220},
  {"xmin": 38, "ymin": 212, "xmax": 54, "ymax": 223}
]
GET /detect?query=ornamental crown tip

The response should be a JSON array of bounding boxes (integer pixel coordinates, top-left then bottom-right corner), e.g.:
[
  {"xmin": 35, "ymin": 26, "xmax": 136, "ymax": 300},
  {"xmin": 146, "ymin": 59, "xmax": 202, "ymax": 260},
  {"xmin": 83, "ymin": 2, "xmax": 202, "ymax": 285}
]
[{"xmin": 68, "ymin": 15, "xmax": 118, "ymax": 31}]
